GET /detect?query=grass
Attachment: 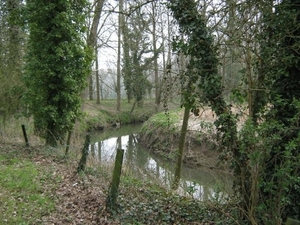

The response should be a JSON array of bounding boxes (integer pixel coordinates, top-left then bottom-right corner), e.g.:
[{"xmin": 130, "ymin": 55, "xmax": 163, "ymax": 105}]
[
  {"xmin": 84, "ymin": 98, "xmax": 181, "ymax": 131},
  {"xmin": 0, "ymin": 150, "xmax": 56, "ymax": 224},
  {"xmin": 140, "ymin": 109, "xmax": 181, "ymax": 136}
]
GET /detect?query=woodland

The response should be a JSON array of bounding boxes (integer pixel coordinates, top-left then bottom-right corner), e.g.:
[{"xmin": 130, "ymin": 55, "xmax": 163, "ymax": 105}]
[{"xmin": 0, "ymin": 0, "xmax": 300, "ymax": 224}]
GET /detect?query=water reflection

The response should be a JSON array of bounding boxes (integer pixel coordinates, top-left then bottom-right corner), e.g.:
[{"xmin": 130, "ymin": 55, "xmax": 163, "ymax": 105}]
[{"xmin": 89, "ymin": 125, "xmax": 232, "ymax": 201}]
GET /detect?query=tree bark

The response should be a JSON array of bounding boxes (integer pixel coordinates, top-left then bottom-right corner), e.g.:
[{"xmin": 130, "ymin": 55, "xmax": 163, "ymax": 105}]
[
  {"xmin": 95, "ymin": 48, "xmax": 101, "ymax": 104},
  {"xmin": 116, "ymin": 0, "xmax": 124, "ymax": 111},
  {"xmin": 77, "ymin": 133, "xmax": 91, "ymax": 173},
  {"xmin": 87, "ymin": 0, "xmax": 105, "ymax": 100},
  {"xmin": 172, "ymin": 106, "xmax": 190, "ymax": 190},
  {"xmin": 152, "ymin": 1, "xmax": 159, "ymax": 106}
]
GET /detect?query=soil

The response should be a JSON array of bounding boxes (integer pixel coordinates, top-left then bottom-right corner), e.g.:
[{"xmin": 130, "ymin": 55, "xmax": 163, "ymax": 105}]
[{"xmin": 138, "ymin": 107, "xmax": 247, "ymax": 170}]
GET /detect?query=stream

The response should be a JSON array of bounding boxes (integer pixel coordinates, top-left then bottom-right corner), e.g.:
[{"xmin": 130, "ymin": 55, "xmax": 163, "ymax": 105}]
[{"xmin": 89, "ymin": 124, "xmax": 232, "ymax": 201}]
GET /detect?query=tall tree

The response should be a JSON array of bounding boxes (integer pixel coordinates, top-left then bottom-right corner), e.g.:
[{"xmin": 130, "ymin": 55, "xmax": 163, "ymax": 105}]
[
  {"xmin": 24, "ymin": 0, "xmax": 92, "ymax": 146},
  {"xmin": 168, "ymin": 0, "xmax": 237, "ymax": 190},
  {"xmin": 87, "ymin": 0, "xmax": 105, "ymax": 100},
  {"xmin": 257, "ymin": 0, "xmax": 300, "ymax": 222},
  {"xmin": 151, "ymin": 1, "xmax": 159, "ymax": 106},
  {"xmin": 122, "ymin": 2, "xmax": 157, "ymax": 107},
  {"xmin": 116, "ymin": 0, "xmax": 124, "ymax": 111},
  {"xmin": 0, "ymin": 0, "xmax": 25, "ymax": 123}
]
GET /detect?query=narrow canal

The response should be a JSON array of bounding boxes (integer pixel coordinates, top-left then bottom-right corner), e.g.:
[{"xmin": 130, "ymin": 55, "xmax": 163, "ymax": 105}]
[{"xmin": 89, "ymin": 124, "xmax": 232, "ymax": 201}]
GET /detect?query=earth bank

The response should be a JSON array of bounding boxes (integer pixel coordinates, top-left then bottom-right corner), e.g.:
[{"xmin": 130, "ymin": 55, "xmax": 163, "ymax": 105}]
[{"xmin": 138, "ymin": 109, "xmax": 228, "ymax": 170}]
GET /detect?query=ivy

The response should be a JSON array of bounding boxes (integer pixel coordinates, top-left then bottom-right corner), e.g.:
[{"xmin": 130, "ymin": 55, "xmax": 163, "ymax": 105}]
[
  {"xmin": 23, "ymin": 0, "xmax": 92, "ymax": 146},
  {"xmin": 168, "ymin": 0, "xmax": 237, "ymax": 150}
]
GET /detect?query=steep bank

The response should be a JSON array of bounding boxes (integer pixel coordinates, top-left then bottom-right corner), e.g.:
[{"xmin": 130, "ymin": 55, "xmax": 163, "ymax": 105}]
[{"xmin": 138, "ymin": 108, "xmax": 225, "ymax": 169}]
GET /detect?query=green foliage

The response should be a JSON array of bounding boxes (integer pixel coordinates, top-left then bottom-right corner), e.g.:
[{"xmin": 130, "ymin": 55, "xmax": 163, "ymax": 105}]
[
  {"xmin": 254, "ymin": 0, "xmax": 300, "ymax": 222},
  {"xmin": 122, "ymin": 3, "xmax": 161, "ymax": 106},
  {"xmin": 23, "ymin": 0, "xmax": 92, "ymax": 146},
  {"xmin": 169, "ymin": 0, "xmax": 299, "ymax": 223},
  {"xmin": 168, "ymin": 0, "xmax": 237, "ymax": 146},
  {"xmin": 113, "ymin": 175, "xmax": 236, "ymax": 224}
]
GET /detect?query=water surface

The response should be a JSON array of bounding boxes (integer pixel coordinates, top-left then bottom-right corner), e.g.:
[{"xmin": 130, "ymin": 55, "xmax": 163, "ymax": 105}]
[{"xmin": 90, "ymin": 124, "xmax": 232, "ymax": 201}]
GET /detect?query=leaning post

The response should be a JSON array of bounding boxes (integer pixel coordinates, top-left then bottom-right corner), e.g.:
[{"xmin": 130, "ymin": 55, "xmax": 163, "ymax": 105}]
[
  {"xmin": 77, "ymin": 133, "xmax": 90, "ymax": 173},
  {"xmin": 21, "ymin": 124, "xmax": 29, "ymax": 147},
  {"xmin": 106, "ymin": 149, "xmax": 125, "ymax": 210}
]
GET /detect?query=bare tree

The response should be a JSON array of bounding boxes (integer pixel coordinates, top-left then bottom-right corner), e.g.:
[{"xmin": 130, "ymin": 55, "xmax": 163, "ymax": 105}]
[
  {"xmin": 116, "ymin": 0, "xmax": 124, "ymax": 111},
  {"xmin": 87, "ymin": 0, "xmax": 106, "ymax": 100}
]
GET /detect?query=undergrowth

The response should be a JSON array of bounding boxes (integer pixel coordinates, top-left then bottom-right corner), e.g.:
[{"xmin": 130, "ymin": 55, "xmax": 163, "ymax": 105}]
[
  {"xmin": 0, "ymin": 151, "xmax": 56, "ymax": 224},
  {"xmin": 105, "ymin": 173, "xmax": 238, "ymax": 224}
]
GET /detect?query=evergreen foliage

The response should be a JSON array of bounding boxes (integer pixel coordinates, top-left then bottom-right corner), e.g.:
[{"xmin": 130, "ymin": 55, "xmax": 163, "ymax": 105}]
[
  {"xmin": 256, "ymin": 0, "xmax": 300, "ymax": 222},
  {"xmin": 23, "ymin": 0, "xmax": 92, "ymax": 146}
]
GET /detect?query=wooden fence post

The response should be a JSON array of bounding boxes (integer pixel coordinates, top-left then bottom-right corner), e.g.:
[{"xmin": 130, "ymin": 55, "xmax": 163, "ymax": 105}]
[
  {"xmin": 21, "ymin": 125, "xmax": 29, "ymax": 147},
  {"xmin": 65, "ymin": 130, "xmax": 72, "ymax": 157},
  {"xmin": 106, "ymin": 149, "xmax": 125, "ymax": 210},
  {"xmin": 77, "ymin": 133, "xmax": 90, "ymax": 173}
]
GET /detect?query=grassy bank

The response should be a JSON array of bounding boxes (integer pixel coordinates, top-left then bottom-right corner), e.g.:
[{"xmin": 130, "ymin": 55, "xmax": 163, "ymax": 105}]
[{"xmin": 84, "ymin": 99, "xmax": 179, "ymax": 131}]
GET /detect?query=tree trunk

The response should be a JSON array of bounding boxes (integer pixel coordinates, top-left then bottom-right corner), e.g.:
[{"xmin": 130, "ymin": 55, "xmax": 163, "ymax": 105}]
[
  {"xmin": 95, "ymin": 48, "xmax": 100, "ymax": 104},
  {"xmin": 77, "ymin": 133, "xmax": 91, "ymax": 173},
  {"xmin": 172, "ymin": 106, "xmax": 190, "ymax": 190},
  {"xmin": 116, "ymin": 0, "xmax": 124, "ymax": 111},
  {"xmin": 152, "ymin": 1, "xmax": 159, "ymax": 106},
  {"xmin": 46, "ymin": 122, "xmax": 58, "ymax": 147},
  {"xmin": 86, "ymin": 0, "xmax": 105, "ymax": 100},
  {"xmin": 167, "ymin": 13, "xmax": 173, "ymax": 102}
]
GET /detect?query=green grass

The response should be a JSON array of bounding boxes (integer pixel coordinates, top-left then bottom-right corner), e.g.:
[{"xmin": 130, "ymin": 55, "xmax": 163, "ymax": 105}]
[
  {"xmin": 140, "ymin": 109, "xmax": 181, "ymax": 136},
  {"xmin": 85, "ymin": 98, "xmax": 180, "ymax": 131},
  {"xmin": 0, "ymin": 155, "xmax": 55, "ymax": 224}
]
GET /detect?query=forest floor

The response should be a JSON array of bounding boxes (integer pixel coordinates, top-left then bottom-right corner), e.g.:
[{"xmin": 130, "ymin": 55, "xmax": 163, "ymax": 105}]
[{"xmin": 0, "ymin": 142, "xmax": 238, "ymax": 225}]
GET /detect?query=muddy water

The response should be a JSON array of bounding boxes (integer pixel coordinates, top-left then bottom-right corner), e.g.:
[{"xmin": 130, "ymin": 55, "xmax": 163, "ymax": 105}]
[{"xmin": 89, "ymin": 124, "xmax": 232, "ymax": 201}]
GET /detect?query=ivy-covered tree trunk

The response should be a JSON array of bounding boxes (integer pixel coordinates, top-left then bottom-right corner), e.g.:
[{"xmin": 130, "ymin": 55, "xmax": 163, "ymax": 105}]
[
  {"xmin": 258, "ymin": 0, "xmax": 300, "ymax": 222},
  {"xmin": 24, "ymin": 0, "xmax": 92, "ymax": 147},
  {"xmin": 121, "ymin": 2, "xmax": 161, "ymax": 107},
  {"xmin": 168, "ymin": 0, "xmax": 238, "ymax": 190}
]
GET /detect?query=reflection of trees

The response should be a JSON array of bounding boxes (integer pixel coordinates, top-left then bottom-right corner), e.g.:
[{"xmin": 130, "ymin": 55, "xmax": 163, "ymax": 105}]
[
  {"xmin": 126, "ymin": 134, "xmax": 134, "ymax": 164},
  {"xmin": 90, "ymin": 133, "xmax": 231, "ymax": 201},
  {"xmin": 136, "ymin": 138, "xmax": 148, "ymax": 168},
  {"xmin": 117, "ymin": 136, "xmax": 122, "ymax": 150},
  {"xmin": 98, "ymin": 142, "xmax": 102, "ymax": 162},
  {"xmin": 91, "ymin": 143, "xmax": 95, "ymax": 157}
]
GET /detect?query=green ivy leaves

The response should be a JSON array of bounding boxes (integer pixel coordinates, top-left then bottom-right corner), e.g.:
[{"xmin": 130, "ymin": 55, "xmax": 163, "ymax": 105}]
[{"xmin": 24, "ymin": 0, "xmax": 92, "ymax": 146}]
